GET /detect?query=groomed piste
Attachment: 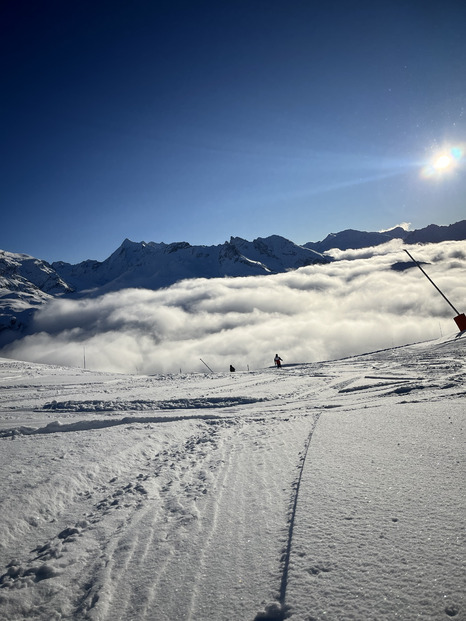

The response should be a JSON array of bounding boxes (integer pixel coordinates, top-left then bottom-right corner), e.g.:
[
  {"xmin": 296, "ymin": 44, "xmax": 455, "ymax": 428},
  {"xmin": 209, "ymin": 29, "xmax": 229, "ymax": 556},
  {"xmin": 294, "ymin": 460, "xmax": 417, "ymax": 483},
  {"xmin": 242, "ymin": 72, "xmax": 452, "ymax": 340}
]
[{"xmin": 0, "ymin": 333, "xmax": 464, "ymax": 620}]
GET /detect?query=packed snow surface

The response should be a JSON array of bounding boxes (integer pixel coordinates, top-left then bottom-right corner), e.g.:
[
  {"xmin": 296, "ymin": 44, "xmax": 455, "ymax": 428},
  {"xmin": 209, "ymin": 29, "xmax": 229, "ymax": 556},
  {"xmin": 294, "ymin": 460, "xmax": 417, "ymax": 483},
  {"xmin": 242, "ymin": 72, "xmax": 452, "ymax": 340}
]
[{"xmin": 0, "ymin": 333, "xmax": 464, "ymax": 620}]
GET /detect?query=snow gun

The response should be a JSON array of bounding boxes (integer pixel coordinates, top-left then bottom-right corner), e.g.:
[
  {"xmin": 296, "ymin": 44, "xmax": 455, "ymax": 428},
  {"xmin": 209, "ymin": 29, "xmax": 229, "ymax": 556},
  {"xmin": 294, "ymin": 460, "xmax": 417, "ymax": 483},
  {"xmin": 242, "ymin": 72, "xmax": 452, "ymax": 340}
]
[{"xmin": 404, "ymin": 249, "xmax": 466, "ymax": 332}]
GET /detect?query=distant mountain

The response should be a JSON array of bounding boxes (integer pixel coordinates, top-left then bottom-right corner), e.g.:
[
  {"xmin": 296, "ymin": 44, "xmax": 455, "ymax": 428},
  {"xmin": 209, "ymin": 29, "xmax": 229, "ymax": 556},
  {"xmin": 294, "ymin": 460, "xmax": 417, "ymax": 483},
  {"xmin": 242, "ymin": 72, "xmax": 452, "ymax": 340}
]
[
  {"xmin": 0, "ymin": 250, "xmax": 72, "ymax": 343},
  {"xmin": 304, "ymin": 220, "xmax": 466, "ymax": 252},
  {"xmin": 1, "ymin": 221, "xmax": 465, "ymax": 346},
  {"xmin": 0, "ymin": 236, "xmax": 327, "ymax": 344},
  {"xmin": 52, "ymin": 235, "xmax": 329, "ymax": 294},
  {"xmin": 304, "ymin": 226, "xmax": 408, "ymax": 253},
  {"xmin": 404, "ymin": 220, "xmax": 466, "ymax": 244},
  {"xmin": 0, "ymin": 250, "xmax": 72, "ymax": 296}
]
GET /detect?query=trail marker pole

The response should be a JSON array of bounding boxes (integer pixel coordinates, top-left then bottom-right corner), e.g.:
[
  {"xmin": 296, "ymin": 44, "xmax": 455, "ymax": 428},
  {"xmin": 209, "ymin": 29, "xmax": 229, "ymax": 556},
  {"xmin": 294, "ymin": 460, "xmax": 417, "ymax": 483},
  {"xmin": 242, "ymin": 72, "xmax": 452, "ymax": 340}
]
[
  {"xmin": 404, "ymin": 249, "xmax": 466, "ymax": 331},
  {"xmin": 199, "ymin": 358, "xmax": 214, "ymax": 373}
]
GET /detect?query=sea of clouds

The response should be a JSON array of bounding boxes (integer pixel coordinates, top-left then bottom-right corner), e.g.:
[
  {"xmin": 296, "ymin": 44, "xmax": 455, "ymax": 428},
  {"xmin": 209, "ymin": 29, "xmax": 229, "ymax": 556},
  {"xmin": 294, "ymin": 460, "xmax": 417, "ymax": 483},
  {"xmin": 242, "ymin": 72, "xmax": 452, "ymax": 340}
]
[{"xmin": 2, "ymin": 240, "xmax": 465, "ymax": 373}]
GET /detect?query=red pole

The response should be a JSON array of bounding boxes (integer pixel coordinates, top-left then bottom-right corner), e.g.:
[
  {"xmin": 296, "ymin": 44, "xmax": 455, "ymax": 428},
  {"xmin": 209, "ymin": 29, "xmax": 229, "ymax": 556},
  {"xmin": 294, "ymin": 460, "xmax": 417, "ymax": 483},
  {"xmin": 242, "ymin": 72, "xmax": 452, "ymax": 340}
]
[{"xmin": 404, "ymin": 249, "xmax": 465, "ymax": 332}]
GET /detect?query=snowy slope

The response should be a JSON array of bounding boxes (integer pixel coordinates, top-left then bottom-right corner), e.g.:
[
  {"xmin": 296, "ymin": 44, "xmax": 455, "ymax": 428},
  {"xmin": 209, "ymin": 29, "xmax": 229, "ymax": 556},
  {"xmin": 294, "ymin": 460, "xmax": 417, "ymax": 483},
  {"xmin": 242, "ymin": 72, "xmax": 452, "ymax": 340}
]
[
  {"xmin": 230, "ymin": 235, "xmax": 327, "ymax": 272},
  {"xmin": 0, "ymin": 333, "xmax": 464, "ymax": 620},
  {"xmin": 0, "ymin": 251, "xmax": 72, "ymax": 343}
]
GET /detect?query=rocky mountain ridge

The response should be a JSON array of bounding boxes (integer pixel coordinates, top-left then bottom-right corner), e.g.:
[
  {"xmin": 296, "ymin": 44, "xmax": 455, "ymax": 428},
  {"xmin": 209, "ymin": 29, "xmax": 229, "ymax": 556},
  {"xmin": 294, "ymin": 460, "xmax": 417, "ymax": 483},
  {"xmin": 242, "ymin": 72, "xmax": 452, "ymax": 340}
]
[
  {"xmin": 51, "ymin": 235, "xmax": 328, "ymax": 293},
  {"xmin": 1, "ymin": 220, "xmax": 465, "ymax": 345}
]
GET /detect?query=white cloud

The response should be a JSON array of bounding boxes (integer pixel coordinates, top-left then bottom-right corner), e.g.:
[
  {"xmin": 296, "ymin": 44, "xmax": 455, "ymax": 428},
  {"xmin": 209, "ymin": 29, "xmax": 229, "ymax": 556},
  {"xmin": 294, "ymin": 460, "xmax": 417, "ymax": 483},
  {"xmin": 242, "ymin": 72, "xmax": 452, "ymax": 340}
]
[
  {"xmin": 2, "ymin": 241, "xmax": 465, "ymax": 374},
  {"xmin": 379, "ymin": 222, "xmax": 411, "ymax": 232}
]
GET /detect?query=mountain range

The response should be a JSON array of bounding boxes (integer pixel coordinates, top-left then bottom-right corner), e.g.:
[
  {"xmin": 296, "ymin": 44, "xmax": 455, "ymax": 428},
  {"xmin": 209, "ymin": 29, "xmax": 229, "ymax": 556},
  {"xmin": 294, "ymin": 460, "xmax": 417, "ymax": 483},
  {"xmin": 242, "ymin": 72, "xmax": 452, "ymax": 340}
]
[
  {"xmin": 1, "ymin": 220, "xmax": 465, "ymax": 345},
  {"xmin": 50, "ymin": 235, "xmax": 329, "ymax": 294}
]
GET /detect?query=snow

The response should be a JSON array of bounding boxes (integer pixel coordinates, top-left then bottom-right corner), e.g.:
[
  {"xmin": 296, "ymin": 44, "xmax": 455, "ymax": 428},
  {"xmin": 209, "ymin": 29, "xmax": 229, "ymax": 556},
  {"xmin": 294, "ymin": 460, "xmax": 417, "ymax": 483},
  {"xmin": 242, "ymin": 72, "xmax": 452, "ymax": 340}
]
[
  {"xmin": 49, "ymin": 235, "xmax": 328, "ymax": 295},
  {"xmin": 0, "ymin": 333, "xmax": 464, "ymax": 620}
]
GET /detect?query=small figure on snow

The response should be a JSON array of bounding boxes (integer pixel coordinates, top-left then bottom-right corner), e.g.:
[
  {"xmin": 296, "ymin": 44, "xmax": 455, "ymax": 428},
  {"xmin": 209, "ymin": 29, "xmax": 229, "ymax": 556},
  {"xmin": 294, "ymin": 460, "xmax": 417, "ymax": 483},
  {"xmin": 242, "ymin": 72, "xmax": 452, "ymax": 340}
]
[
  {"xmin": 274, "ymin": 354, "xmax": 283, "ymax": 368},
  {"xmin": 230, "ymin": 364, "xmax": 236, "ymax": 372}
]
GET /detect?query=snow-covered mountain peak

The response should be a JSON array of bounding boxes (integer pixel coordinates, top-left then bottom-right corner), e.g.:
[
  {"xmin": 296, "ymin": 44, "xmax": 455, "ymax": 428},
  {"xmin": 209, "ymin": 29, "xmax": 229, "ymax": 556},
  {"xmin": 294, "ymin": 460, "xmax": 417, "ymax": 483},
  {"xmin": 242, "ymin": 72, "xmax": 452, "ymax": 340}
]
[
  {"xmin": 0, "ymin": 250, "xmax": 73, "ymax": 343},
  {"xmin": 0, "ymin": 250, "xmax": 71, "ymax": 296},
  {"xmin": 1, "ymin": 219, "xmax": 465, "ymax": 347},
  {"xmin": 49, "ymin": 234, "xmax": 329, "ymax": 295}
]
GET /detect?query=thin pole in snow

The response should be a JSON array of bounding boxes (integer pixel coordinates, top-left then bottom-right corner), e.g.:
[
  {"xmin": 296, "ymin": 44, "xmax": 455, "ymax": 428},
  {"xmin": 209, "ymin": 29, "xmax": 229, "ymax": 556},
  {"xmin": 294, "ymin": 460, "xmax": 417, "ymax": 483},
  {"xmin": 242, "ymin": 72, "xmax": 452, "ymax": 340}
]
[
  {"xmin": 404, "ymin": 249, "xmax": 460, "ymax": 315},
  {"xmin": 83, "ymin": 347, "xmax": 86, "ymax": 370},
  {"xmin": 199, "ymin": 358, "xmax": 214, "ymax": 373}
]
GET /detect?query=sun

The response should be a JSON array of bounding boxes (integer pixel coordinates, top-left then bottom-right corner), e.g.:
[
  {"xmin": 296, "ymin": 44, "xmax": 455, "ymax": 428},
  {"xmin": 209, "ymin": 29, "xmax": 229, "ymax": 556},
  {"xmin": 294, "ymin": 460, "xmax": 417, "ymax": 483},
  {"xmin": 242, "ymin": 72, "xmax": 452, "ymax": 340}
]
[
  {"xmin": 421, "ymin": 145, "xmax": 464, "ymax": 178},
  {"xmin": 434, "ymin": 154, "xmax": 452, "ymax": 170}
]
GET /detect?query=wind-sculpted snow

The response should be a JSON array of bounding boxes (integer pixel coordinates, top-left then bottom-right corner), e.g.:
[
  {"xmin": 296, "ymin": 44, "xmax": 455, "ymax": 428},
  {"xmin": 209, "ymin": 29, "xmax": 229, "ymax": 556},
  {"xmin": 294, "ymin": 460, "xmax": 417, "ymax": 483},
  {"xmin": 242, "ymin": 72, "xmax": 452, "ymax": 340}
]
[
  {"xmin": 0, "ymin": 415, "xmax": 233, "ymax": 438},
  {"xmin": 0, "ymin": 332, "xmax": 464, "ymax": 620},
  {"xmin": 0, "ymin": 394, "xmax": 268, "ymax": 438},
  {"xmin": 40, "ymin": 395, "xmax": 267, "ymax": 412}
]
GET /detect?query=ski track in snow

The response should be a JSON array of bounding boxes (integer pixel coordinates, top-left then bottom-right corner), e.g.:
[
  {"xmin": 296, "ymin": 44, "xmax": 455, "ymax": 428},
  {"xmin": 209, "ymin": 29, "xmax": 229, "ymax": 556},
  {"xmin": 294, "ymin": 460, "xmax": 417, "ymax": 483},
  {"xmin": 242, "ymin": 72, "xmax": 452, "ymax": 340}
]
[{"xmin": 0, "ymin": 333, "xmax": 465, "ymax": 620}]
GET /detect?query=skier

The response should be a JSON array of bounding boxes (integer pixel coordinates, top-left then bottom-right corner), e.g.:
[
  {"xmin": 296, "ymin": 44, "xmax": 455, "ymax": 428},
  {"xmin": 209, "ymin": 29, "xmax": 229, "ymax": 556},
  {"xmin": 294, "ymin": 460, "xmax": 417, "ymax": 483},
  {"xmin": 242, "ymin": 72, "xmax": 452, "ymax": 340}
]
[
  {"xmin": 230, "ymin": 364, "xmax": 235, "ymax": 372},
  {"xmin": 274, "ymin": 354, "xmax": 283, "ymax": 368}
]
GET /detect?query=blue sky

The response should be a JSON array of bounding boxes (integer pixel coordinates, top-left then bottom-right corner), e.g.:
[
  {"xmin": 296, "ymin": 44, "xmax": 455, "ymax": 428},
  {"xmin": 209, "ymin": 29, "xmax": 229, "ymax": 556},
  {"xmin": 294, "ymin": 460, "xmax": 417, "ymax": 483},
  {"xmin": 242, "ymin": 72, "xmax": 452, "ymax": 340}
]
[{"xmin": 2, "ymin": 0, "xmax": 466, "ymax": 263}]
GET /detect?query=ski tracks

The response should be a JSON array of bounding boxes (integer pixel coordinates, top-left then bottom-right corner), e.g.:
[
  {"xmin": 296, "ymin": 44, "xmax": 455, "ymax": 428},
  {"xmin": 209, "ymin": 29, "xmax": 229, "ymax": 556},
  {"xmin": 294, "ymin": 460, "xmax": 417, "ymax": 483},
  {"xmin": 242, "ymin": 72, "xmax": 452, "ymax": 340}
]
[
  {"xmin": 0, "ymin": 366, "xmax": 324, "ymax": 621},
  {"xmin": 79, "ymin": 418, "xmax": 238, "ymax": 621},
  {"xmin": 0, "ymin": 419, "xmax": 233, "ymax": 621},
  {"xmin": 185, "ymin": 412, "xmax": 321, "ymax": 621},
  {"xmin": 75, "ymin": 411, "xmax": 321, "ymax": 621}
]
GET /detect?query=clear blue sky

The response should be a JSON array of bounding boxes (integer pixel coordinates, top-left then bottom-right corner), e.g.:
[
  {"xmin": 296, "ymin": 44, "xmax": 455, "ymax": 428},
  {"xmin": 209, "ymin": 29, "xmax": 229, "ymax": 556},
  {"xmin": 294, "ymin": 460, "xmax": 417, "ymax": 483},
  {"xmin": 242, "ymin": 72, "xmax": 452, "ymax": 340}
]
[{"xmin": 2, "ymin": 0, "xmax": 466, "ymax": 263}]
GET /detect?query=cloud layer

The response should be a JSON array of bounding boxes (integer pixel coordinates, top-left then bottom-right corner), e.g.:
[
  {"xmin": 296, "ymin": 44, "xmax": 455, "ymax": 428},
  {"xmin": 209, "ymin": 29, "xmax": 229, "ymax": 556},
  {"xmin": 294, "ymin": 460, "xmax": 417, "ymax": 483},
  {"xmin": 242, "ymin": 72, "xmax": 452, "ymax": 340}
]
[{"xmin": 2, "ymin": 240, "xmax": 465, "ymax": 374}]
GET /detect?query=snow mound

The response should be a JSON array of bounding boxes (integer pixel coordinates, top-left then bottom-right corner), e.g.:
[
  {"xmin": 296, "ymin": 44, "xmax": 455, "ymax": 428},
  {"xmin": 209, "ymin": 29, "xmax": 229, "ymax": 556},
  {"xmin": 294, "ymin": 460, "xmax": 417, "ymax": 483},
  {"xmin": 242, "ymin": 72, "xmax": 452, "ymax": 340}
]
[{"xmin": 41, "ymin": 395, "xmax": 267, "ymax": 412}]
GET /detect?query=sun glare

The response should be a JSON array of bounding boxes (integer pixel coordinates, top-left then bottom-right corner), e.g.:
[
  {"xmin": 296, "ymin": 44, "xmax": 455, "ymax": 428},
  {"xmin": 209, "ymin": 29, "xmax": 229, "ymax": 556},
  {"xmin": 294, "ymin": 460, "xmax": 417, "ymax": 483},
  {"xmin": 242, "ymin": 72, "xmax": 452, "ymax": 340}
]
[
  {"xmin": 434, "ymin": 155, "xmax": 452, "ymax": 170},
  {"xmin": 421, "ymin": 145, "xmax": 464, "ymax": 178}
]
